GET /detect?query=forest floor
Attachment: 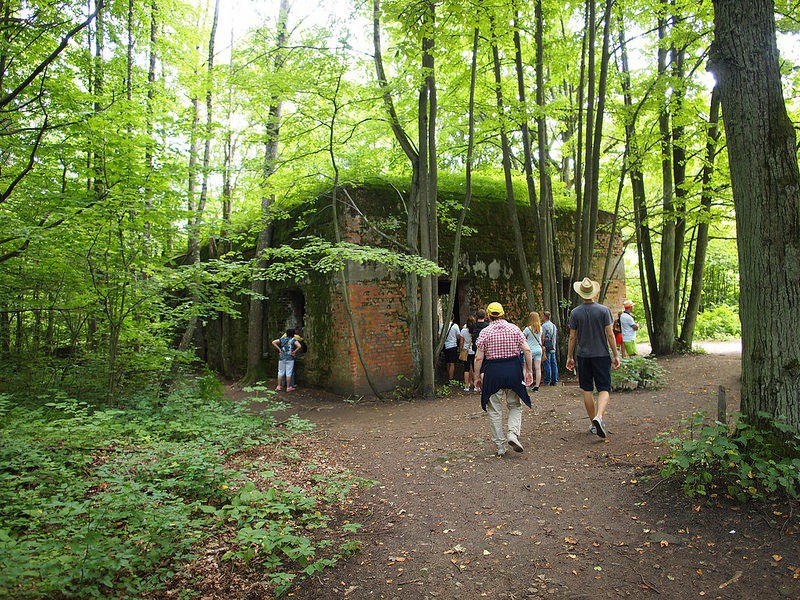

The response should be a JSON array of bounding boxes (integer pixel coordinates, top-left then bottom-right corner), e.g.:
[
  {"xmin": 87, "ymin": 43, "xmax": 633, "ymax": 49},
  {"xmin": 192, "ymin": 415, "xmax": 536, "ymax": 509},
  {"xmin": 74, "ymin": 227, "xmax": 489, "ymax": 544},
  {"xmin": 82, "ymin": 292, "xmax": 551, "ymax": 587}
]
[{"xmin": 238, "ymin": 346, "xmax": 800, "ymax": 599}]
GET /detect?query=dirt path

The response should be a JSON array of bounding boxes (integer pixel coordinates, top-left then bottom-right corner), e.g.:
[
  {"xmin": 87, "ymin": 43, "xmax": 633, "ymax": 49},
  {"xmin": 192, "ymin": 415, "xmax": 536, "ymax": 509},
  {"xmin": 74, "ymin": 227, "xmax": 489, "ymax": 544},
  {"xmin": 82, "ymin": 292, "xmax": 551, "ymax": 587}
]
[{"xmin": 270, "ymin": 351, "xmax": 798, "ymax": 599}]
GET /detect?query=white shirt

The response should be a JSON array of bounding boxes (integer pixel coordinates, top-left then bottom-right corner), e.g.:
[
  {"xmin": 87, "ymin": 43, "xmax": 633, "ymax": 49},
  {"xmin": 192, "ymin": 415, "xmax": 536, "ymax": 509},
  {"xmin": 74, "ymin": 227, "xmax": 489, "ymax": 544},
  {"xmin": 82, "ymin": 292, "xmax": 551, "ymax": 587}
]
[
  {"xmin": 444, "ymin": 323, "xmax": 460, "ymax": 349},
  {"xmin": 620, "ymin": 311, "xmax": 638, "ymax": 342},
  {"xmin": 460, "ymin": 326, "xmax": 474, "ymax": 354}
]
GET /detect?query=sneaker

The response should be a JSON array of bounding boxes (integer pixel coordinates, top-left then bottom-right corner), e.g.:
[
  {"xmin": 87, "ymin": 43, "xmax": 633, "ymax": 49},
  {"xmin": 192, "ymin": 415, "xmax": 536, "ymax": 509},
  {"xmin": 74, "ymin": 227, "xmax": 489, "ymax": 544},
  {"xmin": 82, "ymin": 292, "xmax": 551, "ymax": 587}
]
[
  {"xmin": 533, "ymin": 386, "xmax": 540, "ymax": 393},
  {"xmin": 463, "ymin": 386, "xmax": 470, "ymax": 391},
  {"xmin": 275, "ymin": 385, "xmax": 283, "ymax": 391},
  {"xmin": 592, "ymin": 417, "xmax": 607, "ymax": 439},
  {"xmin": 287, "ymin": 386, "xmax": 296, "ymax": 392},
  {"xmin": 507, "ymin": 433, "xmax": 524, "ymax": 453},
  {"xmin": 496, "ymin": 447, "xmax": 507, "ymax": 457},
  {"xmin": 550, "ymin": 381, "xmax": 558, "ymax": 386},
  {"xmin": 589, "ymin": 424, "xmax": 597, "ymax": 435}
]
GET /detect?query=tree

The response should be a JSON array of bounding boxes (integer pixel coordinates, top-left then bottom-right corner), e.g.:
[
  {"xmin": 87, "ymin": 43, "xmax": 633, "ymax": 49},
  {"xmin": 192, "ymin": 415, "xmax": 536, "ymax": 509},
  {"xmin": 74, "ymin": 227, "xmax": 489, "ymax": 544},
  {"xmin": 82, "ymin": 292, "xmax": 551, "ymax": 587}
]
[{"xmin": 710, "ymin": 0, "xmax": 800, "ymax": 429}]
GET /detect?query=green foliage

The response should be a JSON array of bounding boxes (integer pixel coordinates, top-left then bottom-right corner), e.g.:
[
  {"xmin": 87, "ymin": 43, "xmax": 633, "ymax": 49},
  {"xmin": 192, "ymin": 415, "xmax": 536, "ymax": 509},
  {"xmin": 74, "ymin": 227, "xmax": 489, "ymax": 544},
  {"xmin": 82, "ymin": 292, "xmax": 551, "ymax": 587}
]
[
  {"xmin": 260, "ymin": 235, "xmax": 445, "ymax": 284},
  {"xmin": 611, "ymin": 356, "xmax": 668, "ymax": 391},
  {"xmin": 694, "ymin": 304, "xmax": 741, "ymax": 341},
  {"xmin": 658, "ymin": 413, "xmax": 800, "ymax": 502},
  {"xmin": 0, "ymin": 381, "xmax": 365, "ymax": 597}
]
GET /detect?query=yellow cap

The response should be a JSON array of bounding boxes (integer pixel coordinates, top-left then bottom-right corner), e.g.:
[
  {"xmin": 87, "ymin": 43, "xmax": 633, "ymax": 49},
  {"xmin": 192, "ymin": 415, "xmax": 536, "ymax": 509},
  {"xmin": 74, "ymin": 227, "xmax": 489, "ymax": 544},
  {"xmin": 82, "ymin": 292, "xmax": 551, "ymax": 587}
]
[{"xmin": 487, "ymin": 302, "xmax": 504, "ymax": 317}]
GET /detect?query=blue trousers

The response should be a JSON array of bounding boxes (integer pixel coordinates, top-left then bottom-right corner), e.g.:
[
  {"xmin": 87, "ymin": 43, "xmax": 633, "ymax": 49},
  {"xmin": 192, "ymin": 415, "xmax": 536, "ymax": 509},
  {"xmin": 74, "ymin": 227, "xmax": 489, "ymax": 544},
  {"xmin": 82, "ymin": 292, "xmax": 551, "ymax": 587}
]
[{"xmin": 543, "ymin": 350, "xmax": 558, "ymax": 384}]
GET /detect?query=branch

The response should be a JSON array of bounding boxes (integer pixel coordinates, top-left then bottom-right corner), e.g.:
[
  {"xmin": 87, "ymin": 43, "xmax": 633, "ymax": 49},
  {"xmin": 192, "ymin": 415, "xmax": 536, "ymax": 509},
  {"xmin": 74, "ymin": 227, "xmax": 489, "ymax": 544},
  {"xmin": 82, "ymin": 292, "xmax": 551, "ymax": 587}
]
[{"xmin": 0, "ymin": 1, "xmax": 104, "ymax": 110}]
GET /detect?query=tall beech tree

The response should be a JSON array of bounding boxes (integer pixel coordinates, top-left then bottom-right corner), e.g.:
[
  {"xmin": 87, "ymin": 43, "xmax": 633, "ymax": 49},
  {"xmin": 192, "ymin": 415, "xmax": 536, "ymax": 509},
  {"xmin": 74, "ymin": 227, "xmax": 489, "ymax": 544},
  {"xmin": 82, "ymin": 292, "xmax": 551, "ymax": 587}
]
[{"xmin": 710, "ymin": 0, "xmax": 800, "ymax": 428}]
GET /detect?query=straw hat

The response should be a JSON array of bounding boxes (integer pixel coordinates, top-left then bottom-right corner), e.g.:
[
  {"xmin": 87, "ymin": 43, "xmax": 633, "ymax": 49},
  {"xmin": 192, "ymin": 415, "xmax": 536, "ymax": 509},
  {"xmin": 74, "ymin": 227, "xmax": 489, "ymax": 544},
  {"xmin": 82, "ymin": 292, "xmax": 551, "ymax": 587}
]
[
  {"xmin": 622, "ymin": 299, "xmax": 634, "ymax": 308},
  {"xmin": 573, "ymin": 277, "xmax": 600, "ymax": 300}
]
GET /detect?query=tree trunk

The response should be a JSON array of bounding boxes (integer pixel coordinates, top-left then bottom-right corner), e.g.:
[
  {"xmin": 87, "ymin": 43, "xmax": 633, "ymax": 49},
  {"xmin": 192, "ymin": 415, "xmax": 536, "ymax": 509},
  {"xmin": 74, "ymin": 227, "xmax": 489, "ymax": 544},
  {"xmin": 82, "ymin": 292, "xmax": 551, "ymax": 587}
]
[
  {"xmin": 534, "ymin": 0, "xmax": 563, "ymax": 326},
  {"xmin": 678, "ymin": 87, "xmax": 720, "ymax": 350},
  {"xmin": 710, "ymin": 0, "xmax": 800, "ymax": 428},
  {"xmin": 372, "ymin": 0, "xmax": 423, "ymax": 388},
  {"xmin": 418, "ymin": 44, "xmax": 436, "ymax": 397},
  {"xmin": 490, "ymin": 30, "xmax": 536, "ymax": 313},
  {"xmin": 651, "ymin": 11, "xmax": 677, "ymax": 355},
  {"xmin": 435, "ymin": 28, "xmax": 478, "ymax": 357},
  {"xmin": 582, "ymin": 0, "xmax": 612, "ymax": 279},
  {"xmin": 618, "ymin": 21, "xmax": 657, "ymax": 336},
  {"xmin": 244, "ymin": 0, "xmax": 290, "ymax": 384},
  {"xmin": 180, "ymin": 0, "xmax": 219, "ymax": 351}
]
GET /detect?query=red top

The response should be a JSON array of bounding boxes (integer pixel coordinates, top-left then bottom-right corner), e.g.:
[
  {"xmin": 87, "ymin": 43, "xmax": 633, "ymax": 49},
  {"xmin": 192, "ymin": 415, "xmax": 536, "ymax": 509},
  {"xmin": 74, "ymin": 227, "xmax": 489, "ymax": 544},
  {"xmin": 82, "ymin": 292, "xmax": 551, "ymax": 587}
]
[{"xmin": 476, "ymin": 319, "xmax": 527, "ymax": 360}]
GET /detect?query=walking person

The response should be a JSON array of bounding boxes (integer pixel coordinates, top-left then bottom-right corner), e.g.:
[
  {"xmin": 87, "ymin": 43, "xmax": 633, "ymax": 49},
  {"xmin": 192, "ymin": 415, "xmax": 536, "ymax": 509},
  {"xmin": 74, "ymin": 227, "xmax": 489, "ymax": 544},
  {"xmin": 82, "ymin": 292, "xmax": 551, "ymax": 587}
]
[
  {"xmin": 272, "ymin": 328, "xmax": 301, "ymax": 392},
  {"xmin": 619, "ymin": 299, "xmax": 639, "ymax": 356},
  {"xmin": 460, "ymin": 317, "xmax": 475, "ymax": 391},
  {"xmin": 566, "ymin": 278, "xmax": 621, "ymax": 438},
  {"xmin": 474, "ymin": 302, "xmax": 533, "ymax": 457},
  {"xmin": 522, "ymin": 312, "xmax": 545, "ymax": 392},
  {"xmin": 541, "ymin": 311, "xmax": 558, "ymax": 386}
]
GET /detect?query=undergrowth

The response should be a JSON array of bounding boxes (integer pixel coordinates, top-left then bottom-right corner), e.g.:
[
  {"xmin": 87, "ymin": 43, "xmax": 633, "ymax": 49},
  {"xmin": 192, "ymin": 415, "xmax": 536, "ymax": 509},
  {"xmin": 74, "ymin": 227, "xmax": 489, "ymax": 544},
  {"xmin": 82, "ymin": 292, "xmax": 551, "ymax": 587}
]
[
  {"xmin": 658, "ymin": 412, "xmax": 800, "ymax": 502},
  {"xmin": 611, "ymin": 355, "xmax": 668, "ymax": 391},
  {"xmin": 0, "ymin": 378, "xmax": 367, "ymax": 598}
]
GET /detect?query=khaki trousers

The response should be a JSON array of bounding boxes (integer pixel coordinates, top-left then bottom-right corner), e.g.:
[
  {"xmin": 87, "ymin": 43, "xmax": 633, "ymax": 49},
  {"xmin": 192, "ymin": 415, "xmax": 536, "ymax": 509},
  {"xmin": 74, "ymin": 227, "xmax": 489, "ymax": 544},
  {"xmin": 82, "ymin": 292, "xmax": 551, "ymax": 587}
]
[{"xmin": 487, "ymin": 388, "xmax": 522, "ymax": 450}]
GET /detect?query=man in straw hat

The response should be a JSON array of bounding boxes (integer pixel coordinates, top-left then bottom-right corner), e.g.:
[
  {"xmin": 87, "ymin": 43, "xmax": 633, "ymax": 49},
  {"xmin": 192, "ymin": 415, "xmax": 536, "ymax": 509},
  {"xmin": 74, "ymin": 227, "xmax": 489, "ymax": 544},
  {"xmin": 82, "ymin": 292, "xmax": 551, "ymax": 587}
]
[
  {"xmin": 474, "ymin": 302, "xmax": 533, "ymax": 457},
  {"xmin": 566, "ymin": 278, "xmax": 621, "ymax": 439},
  {"xmin": 620, "ymin": 299, "xmax": 639, "ymax": 356}
]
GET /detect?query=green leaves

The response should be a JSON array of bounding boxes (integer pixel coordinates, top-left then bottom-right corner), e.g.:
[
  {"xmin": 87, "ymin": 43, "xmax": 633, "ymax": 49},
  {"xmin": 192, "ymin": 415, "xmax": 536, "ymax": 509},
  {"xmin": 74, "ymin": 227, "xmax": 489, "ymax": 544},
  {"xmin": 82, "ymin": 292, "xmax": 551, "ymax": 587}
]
[
  {"xmin": 658, "ymin": 412, "xmax": 800, "ymax": 502},
  {"xmin": 259, "ymin": 235, "xmax": 444, "ymax": 284}
]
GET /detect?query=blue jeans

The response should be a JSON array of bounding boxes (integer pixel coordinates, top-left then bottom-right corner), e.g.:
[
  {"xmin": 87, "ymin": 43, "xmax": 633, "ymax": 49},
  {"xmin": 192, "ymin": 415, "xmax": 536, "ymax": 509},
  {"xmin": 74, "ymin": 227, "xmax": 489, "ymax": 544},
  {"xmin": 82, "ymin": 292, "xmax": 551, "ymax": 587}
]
[{"xmin": 543, "ymin": 351, "xmax": 558, "ymax": 384}]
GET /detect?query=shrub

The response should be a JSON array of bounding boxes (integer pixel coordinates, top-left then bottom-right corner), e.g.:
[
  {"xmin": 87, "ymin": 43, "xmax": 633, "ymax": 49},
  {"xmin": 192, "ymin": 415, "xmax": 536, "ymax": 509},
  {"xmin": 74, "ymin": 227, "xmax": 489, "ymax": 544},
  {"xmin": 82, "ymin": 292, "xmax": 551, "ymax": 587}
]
[
  {"xmin": 658, "ymin": 412, "xmax": 800, "ymax": 502},
  {"xmin": 694, "ymin": 304, "xmax": 741, "ymax": 341},
  {"xmin": 0, "ymin": 379, "xmax": 364, "ymax": 598},
  {"xmin": 611, "ymin": 356, "xmax": 668, "ymax": 391}
]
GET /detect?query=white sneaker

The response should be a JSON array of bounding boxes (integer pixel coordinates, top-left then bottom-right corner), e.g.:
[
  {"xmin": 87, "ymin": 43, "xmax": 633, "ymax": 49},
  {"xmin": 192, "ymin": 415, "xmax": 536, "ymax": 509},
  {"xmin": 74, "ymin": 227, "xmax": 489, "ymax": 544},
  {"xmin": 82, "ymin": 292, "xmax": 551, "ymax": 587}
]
[
  {"xmin": 507, "ymin": 433, "xmax": 524, "ymax": 453},
  {"xmin": 496, "ymin": 446, "xmax": 507, "ymax": 457},
  {"xmin": 592, "ymin": 417, "xmax": 607, "ymax": 439},
  {"xmin": 463, "ymin": 386, "xmax": 470, "ymax": 391}
]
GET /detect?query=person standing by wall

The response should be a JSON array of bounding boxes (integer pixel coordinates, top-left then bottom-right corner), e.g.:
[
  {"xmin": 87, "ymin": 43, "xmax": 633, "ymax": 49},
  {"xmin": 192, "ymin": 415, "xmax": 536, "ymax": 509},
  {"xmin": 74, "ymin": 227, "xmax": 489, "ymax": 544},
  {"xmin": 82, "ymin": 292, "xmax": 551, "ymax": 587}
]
[
  {"xmin": 566, "ymin": 278, "xmax": 621, "ymax": 438},
  {"xmin": 460, "ymin": 316, "xmax": 475, "ymax": 391},
  {"xmin": 272, "ymin": 328, "xmax": 301, "ymax": 392},
  {"xmin": 443, "ymin": 314, "xmax": 462, "ymax": 381},
  {"xmin": 474, "ymin": 302, "xmax": 533, "ymax": 457},
  {"xmin": 541, "ymin": 311, "xmax": 558, "ymax": 386},
  {"xmin": 619, "ymin": 299, "xmax": 639, "ymax": 356},
  {"xmin": 522, "ymin": 312, "xmax": 545, "ymax": 392}
]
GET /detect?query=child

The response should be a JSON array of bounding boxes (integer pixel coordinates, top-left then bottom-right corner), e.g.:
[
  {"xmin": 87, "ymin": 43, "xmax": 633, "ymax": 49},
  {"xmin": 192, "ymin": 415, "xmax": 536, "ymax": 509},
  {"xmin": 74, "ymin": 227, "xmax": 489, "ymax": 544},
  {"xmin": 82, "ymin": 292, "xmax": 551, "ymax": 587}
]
[{"xmin": 272, "ymin": 328, "xmax": 301, "ymax": 391}]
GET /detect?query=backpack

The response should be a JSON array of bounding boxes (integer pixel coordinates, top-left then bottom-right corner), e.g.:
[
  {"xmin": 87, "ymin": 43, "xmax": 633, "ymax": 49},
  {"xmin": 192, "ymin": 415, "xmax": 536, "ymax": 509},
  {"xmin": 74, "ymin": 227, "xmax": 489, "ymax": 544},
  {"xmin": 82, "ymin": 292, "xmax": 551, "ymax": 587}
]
[
  {"xmin": 543, "ymin": 324, "xmax": 555, "ymax": 352},
  {"xmin": 470, "ymin": 321, "xmax": 490, "ymax": 352}
]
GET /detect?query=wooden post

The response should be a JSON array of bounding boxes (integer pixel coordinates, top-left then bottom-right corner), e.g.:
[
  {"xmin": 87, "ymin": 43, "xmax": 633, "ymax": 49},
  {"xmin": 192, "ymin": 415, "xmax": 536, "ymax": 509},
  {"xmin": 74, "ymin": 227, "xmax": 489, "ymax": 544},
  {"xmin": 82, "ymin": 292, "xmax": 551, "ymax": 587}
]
[{"xmin": 717, "ymin": 385, "xmax": 727, "ymax": 424}]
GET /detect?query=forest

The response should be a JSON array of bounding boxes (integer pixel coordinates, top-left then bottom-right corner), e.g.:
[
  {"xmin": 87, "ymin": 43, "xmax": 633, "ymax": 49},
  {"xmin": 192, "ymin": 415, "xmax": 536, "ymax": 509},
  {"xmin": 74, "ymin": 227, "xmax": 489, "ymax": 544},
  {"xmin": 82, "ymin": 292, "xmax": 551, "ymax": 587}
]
[{"xmin": 0, "ymin": 0, "xmax": 799, "ymax": 597}]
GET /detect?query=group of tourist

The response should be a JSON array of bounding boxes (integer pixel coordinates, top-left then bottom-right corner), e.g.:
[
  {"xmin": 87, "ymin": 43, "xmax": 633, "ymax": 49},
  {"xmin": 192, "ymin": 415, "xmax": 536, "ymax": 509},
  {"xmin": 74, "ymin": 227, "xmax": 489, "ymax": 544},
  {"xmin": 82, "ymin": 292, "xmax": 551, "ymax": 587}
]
[
  {"xmin": 458, "ymin": 277, "xmax": 638, "ymax": 456},
  {"xmin": 446, "ymin": 308, "xmax": 559, "ymax": 393}
]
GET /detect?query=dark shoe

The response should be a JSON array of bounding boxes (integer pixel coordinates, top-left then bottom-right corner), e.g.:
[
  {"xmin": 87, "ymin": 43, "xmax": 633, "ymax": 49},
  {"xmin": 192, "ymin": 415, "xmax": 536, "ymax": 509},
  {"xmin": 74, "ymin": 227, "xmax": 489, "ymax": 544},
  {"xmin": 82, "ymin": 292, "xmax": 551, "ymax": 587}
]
[
  {"xmin": 592, "ymin": 417, "xmax": 607, "ymax": 439},
  {"xmin": 533, "ymin": 386, "xmax": 540, "ymax": 393}
]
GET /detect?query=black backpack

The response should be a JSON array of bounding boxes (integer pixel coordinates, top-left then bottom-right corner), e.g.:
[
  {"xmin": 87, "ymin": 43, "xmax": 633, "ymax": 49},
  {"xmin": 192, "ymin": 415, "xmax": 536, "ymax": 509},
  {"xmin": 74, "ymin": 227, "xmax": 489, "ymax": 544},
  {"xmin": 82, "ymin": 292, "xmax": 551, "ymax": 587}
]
[{"xmin": 470, "ymin": 321, "xmax": 490, "ymax": 352}]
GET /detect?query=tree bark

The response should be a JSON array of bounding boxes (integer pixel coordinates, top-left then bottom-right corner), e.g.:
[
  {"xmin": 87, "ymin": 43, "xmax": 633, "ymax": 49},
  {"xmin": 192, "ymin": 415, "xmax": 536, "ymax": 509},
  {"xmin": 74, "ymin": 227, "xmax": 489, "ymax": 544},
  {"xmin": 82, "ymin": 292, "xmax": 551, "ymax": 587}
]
[
  {"xmin": 651, "ymin": 10, "xmax": 677, "ymax": 355},
  {"xmin": 678, "ymin": 87, "xmax": 720, "ymax": 350},
  {"xmin": 709, "ymin": 0, "xmax": 800, "ymax": 428}
]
